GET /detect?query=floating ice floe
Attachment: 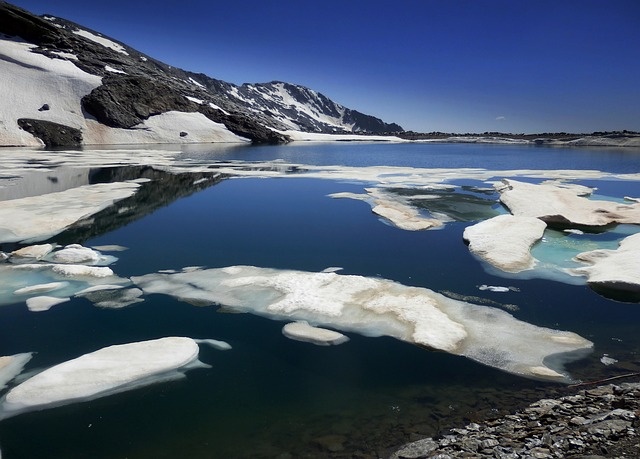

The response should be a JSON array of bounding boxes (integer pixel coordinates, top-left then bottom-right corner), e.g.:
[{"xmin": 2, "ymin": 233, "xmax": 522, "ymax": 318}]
[
  {"xmin": 194, "ymin": 339, "xmax": 233, "ymax": 351},
  {"xmin": 10, "ymin": 244, "xmax": 55, "ymax": 261},
  {"xmin": 321, "ymin": 267, "xmax": 343, "ymax": 273},
  {"xmin": 478, "ymin": 285, "xmax": 511, "ymax": 293},
  {"xmin": 571, "ymin": 232, "xmax": 640, "ymax": 297},
  {"xmin": 49, "ymin": 245, "xmax": 101, "ymax": 264},
  {"xmin": 600, "ymin": 354, "xmax": 618, "ymax": 366},
  {"xmin": 0, "ymin": 262, "xmax": 128, "ymax": 307},
  {"xmin": 0, "ymin": 354, "xmax": 33, "ymax": 390},
  {"xmin": 26, "ymin": 296, "xmax": 70, "ymax": 312},
  {"xmin": 0, "ymin": 337, "xmax": 219, "ymax": 419},
  {"xmin": 282, "ymin": 321, "xmax": 350, "ymax": 346},
  {"xmin": 133, "ymin": 266, "xmax": 593, "ymax": 382},
  {"xmin": 1, "ymin": 243, "xmax": 126, "ymax": 308},
  {"xmin": 0, "ymin": 182, "xmax": 141, "ymax": 243},
  {"xmin": 497, "ymin": 179, "xmax": 640, "ymax": 227},
  {"xmin": 463, "ymin": 215, "xmax": 547, "ymax": 273},
  {"xmin": 330, "ymin": 189, "xmax": 441, "ymax": 230},
  {"xmin": 91, "ymin": 245, "xmax": 128, "ymax": 252},
  {"xmin": 45, "ymin": 244, "xmax": 117, "ymax": 265}
]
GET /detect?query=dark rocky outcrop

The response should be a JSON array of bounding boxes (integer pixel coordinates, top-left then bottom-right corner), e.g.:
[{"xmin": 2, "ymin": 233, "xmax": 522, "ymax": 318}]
[
  {"xmin": 17, "ymin": 118, "xmax": 82, "ymax": 147},
  {"xmin": 197, "ymin": 105, "xmax": 290, "ymax": 144},
  {"xmin": 81, "ymin": 75, "xmax": 197, "ymax": 129},
  {"xmin": 0, "ymin": 2, "xmax": 61, "ymax": 46}
]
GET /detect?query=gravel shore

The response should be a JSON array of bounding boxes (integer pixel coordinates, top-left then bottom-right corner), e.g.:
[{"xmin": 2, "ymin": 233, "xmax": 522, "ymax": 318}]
[{"xmin": 390, "ymin": 379, "xmax": 640, "ymax": 459}]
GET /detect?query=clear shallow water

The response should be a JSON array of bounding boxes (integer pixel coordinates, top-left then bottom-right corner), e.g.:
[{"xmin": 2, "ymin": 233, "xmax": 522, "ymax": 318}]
[{"xmin": 1, "ymin": 142, "xmax": 640, "ymax": 458}]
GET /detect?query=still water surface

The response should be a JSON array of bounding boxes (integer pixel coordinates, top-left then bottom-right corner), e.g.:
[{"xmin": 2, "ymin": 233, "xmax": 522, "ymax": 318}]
[{"xmin": 1, "ymin": 142, "xmax": 639, "ymax": 458}]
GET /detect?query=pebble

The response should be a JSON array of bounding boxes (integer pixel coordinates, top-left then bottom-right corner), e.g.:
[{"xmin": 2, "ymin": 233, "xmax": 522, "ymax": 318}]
[{"xmin": 390, "ymin": 382, "xmax": 640, "ymax": 459}]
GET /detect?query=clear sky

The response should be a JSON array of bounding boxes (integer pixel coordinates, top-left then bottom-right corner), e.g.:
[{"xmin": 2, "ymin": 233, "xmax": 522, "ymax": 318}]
[{"xmin": 10, "ymin": 0, "xmax": 640, "ymax": 133}]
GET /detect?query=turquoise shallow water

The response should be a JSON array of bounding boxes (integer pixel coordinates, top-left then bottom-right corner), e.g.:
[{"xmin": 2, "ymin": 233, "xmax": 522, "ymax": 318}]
[{"xmin": 1, "ymin": 142, "xmax": 640, "ymax": 458}]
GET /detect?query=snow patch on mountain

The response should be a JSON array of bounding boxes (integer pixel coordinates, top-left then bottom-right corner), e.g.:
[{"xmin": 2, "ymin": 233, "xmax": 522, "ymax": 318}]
[
  {"xmin": 83, "ymin": 111, "xmax": 250, "ymax": 145},
  {"xmin": 0, "ymin": 35, "xmax": 102, "ymax": 146},
  {"xmin": 72, "ymin": 28, "xmax": 129, "ymax": 55},
  {"xmin": 228, "ymin": 81, "xmax": 401, "ymax": 134}
]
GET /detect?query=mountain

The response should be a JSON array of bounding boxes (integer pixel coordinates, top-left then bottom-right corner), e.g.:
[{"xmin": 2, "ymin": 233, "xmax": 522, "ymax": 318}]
[{"xmin": 0, "ymin": 2, "xmax": 403, "ymax": 147}]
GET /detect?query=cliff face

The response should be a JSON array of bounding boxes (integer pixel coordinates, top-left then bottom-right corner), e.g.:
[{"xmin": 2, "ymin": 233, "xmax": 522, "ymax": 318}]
[{"xmin": 0, "ymin": 2, "xmax": 402, "ymax": 147}]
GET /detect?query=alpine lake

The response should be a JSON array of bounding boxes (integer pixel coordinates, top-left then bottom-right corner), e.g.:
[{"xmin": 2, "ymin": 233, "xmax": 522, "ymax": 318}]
[{"xmin": 0, "ymin": 141, "xmax": 639, "ymax": 458}]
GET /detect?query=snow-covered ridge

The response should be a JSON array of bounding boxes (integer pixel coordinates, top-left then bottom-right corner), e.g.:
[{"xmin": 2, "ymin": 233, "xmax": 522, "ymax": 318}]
[
  {"xmin": 0, "ymin": 2, "xmax": 403, "ymax": 147},
  {"xmin": 230, "ymin": 81, "xmax": 402, "ymax": 134}
]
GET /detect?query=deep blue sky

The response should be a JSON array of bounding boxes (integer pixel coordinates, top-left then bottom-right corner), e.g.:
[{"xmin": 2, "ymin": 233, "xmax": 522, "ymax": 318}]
[{"xmin": 11, "ymin": 0, "xmax": 640, "ymax": 133}]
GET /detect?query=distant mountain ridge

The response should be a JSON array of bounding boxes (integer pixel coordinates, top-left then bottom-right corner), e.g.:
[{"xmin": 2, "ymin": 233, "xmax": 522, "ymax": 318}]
[{"xmin": 0, "ymin": 2, "xmax": 403, "ymax": 147}]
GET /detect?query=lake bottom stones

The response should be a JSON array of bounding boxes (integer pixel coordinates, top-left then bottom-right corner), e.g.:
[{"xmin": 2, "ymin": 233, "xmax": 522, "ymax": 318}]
[{"xmin": 391, "ymin": 382, "xmax": 640, "ymax": 459}]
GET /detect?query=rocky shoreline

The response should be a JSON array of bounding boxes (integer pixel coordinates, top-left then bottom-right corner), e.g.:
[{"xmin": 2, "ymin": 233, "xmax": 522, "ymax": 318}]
[{"xmin": 390, "ymin": 379, "xmax": 640, "ymax": 459}]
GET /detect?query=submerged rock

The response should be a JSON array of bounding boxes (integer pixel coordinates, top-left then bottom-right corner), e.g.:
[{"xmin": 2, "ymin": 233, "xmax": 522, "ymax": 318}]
[
  {"xmin": 75, "ymin": 286, "xmax": 144, "ymax": 308},
  {"xmin": 463, "ymin": 214, "xmax": 547, "ymax": 272}
]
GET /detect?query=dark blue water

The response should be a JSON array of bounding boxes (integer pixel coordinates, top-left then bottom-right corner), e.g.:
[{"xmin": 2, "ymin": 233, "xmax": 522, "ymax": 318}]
[
  {"xmin": 175, "ymin": 141, "xmax": 640, "ymax": 172},
  {"xmin": 1, "ymin": 142, "xmax": 640, "ymax": 458}
]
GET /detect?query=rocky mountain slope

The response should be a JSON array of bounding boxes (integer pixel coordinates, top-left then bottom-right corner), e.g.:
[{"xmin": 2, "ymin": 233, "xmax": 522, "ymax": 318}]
[{"xmin": 0, "ymin": 2, "xmax": 402, "ymax": 147}]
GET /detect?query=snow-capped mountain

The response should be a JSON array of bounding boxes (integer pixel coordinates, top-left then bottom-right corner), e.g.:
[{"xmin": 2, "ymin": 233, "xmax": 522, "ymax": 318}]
[
  {"xmin": 223, "ymin": 81, "xmax": 403, "ymax": 134},
  {"xmin": 0, "ymin": 2, "xmax": 402, "ymax": 147}
]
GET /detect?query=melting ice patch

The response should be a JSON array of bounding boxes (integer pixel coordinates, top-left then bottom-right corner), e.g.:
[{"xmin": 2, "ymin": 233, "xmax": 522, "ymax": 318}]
[
  {"xmin": 282, "ymin": 321, "xmax": 350, "ymax": 346},
  {"xmin": 133, "ymin": 266, "xmax": 593, "ymax": 382},
  {"xmin": 0, "ymin": 181, "xmax": 141, "ymax": 244},
  {"xmin": 0, "ymin": 354, "xmax": 33, "ymax": 391},
  {"xmin": 0, "ymin": 260, "xmax": 129, "ymax": 307},
  {"xmin": 0, "ymin": 337, "xmax": 216, "ymax": 419}
]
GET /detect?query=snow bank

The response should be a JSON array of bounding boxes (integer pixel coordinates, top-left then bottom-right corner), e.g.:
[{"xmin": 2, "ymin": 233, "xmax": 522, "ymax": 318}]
[
  {"xmin": 83, "ymin": 111, "xmax": 250, "ymax": 145},
  {"xmin": 133, "ymin": 266, "xmax": 592, "ymax": 382},
  {"xmin": 0, "ymin": 36, "xmax": 102, "ymax": 146},
  {"xmin": 0, "ymin": 337, "xmax": 201, "ymax": 419}
]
